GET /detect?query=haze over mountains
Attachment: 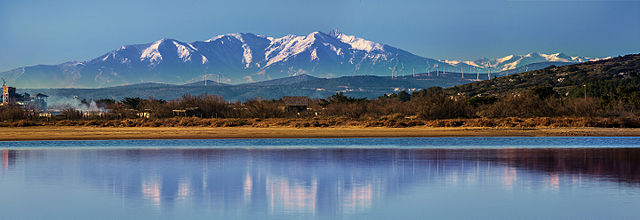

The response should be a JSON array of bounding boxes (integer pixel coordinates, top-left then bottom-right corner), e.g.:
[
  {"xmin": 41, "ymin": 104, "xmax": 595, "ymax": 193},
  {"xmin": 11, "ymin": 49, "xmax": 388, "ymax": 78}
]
[
  {"xmin": 1, "ymin": 30, "xmax": 605, "ymax": 88},
  {"xmin": 21, "ymin": 73, "xmax": 472, "ymax": 102}
]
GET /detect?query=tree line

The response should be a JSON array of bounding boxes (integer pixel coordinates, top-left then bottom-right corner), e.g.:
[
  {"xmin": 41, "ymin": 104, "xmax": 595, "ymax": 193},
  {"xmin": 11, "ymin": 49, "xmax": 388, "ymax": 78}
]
[{"xmin": 1, "ymin": 84, "xmax": 638, "ymax": 125}]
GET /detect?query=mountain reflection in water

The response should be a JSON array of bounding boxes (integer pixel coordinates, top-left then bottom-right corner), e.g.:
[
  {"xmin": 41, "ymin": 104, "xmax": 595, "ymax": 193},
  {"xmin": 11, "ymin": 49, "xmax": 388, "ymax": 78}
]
[{"xmin": 1, "ymin": 147, "xmax": 639, "ymax": 219}]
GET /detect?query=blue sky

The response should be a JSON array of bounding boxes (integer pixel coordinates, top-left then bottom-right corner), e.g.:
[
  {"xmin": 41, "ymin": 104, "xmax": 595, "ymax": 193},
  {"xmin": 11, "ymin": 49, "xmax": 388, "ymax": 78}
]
[{"xmin": 1, "ymin": 0, "xmax": 639, "ymax": 71}]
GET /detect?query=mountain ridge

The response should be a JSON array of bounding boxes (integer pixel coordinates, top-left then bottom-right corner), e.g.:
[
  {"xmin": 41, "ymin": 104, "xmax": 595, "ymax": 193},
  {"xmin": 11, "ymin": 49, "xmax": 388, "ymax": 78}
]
[{"xmin": 1, "ymin": 30, "xmax": 604, "ymax": 88}]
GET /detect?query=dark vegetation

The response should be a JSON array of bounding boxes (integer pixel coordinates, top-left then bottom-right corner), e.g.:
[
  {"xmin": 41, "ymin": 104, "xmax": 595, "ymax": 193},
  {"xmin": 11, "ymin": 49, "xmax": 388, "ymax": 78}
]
[
  {"xmin": 19, "ymin": 74, "xmax": 473, "ymax": 102},
  {"xmin": 2, "ymin": 54, "xmax": 639, "ymax": 128}
]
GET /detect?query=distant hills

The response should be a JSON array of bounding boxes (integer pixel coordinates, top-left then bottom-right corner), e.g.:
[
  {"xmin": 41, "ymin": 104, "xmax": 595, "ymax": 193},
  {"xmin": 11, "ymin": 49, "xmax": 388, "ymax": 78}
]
[
  {"xmin": 1, "ymin": 30, "xmax": 604, "ymax": 88},
  {"xmin": 447, "ymin": 54, "xmax": 640, "ymax": 98},
  {"xmin": 20, "ymin": 72, "xmax": 474, "ymax": 102}
]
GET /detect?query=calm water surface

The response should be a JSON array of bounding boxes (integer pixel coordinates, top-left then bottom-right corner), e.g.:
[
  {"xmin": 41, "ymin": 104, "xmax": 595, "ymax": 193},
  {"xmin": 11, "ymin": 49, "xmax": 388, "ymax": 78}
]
[{"xmin": 1, "ymin": 137, "xmax": 639, "ymax": 219}]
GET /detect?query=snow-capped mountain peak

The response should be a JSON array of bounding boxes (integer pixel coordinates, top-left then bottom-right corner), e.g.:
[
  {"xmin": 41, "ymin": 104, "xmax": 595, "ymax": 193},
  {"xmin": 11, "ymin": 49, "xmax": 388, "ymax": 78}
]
[
  {"xmin": 140, "ymin": 39, "xmax": 166, "ymax": 63},
  {"xmin": 264, "ymin": 33, "xmax": 317, "ymax": 66},
  {"xmin": 137, "ymin": 38, "xmax": 201, "ymax": 64},
  {"xmin": 449, "ymin": 52, "xmax": 604, "ymax": 71},
  {"xmin": 330, "ymin": 30, "xmax": 384, "ymax": 52},
  {"xmin": 206, "ymin": 33, "xmax": 255, "ymax": 43}
]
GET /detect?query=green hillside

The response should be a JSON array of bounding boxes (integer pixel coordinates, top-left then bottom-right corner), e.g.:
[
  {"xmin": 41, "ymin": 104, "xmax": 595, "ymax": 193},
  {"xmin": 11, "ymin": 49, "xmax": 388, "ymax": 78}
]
[{"xmin": 448, "ymin": 54, "xmax": 640, "ymax": 105}]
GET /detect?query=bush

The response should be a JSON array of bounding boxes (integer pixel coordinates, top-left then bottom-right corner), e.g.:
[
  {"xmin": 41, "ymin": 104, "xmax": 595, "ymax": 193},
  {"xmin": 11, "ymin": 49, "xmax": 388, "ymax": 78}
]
[{"xmin": 0, "ymin": 105, "xmax": 26, "ymax": 122}]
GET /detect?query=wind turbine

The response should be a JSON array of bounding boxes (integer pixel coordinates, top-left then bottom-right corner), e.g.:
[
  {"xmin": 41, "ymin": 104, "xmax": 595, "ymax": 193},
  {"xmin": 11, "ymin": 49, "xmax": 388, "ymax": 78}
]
[
  {"xmin": 426, "ymin": 61, "xmax": 431, "ymax": 77},
  {"xmin": 388, "ymin": 66, "xmax": 397, "ymax": 79},
  {"xmin": 461, "ymin": 66, "xmax": 464, "ymax": 79},
  {"xmin": 203, "ymin": 67, "xmax": 209, "ymax": 87}
]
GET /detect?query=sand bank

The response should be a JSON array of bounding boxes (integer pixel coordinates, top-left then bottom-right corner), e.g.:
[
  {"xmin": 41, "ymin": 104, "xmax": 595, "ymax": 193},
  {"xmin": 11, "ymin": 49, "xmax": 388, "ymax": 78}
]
[{"xmin": 1, "ymin": 126, "xmax": 639, "ymax": 141}]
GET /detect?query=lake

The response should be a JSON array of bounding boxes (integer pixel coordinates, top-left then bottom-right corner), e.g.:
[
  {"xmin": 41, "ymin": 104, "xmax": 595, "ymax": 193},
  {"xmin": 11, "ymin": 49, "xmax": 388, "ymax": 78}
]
[{"xmin": 1, "ymin": 137, "xmax": 639, "ymax": 219}]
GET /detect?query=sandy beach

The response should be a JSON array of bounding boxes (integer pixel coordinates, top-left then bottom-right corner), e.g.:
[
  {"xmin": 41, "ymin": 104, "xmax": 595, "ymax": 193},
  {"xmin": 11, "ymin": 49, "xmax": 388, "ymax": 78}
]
[{"xmin": 0, "ymin": 126, "xmax": 639, "ymax": 141}]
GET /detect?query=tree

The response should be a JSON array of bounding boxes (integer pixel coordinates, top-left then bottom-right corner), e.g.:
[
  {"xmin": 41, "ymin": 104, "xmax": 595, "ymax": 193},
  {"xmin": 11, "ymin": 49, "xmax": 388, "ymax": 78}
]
[
  {"xmin": 328, "ymin": 92, "xmax": 365, "ymax": 104},
  {"xmin": 121, "ymin": 97, "xmax": 142, "ymax": 110},
  {"xmin": 530, "ymin": 86, "xmax": 557, "ymax": 99},
  {"xmin": 397, "ymin": 91, "xmax": 411, "ymax": 102}
]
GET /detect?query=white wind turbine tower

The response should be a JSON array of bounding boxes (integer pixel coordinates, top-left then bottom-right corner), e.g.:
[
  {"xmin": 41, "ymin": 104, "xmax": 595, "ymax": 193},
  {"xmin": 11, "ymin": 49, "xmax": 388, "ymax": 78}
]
[
  {"xmin": 388, "ymin": 65, "xmax": 397, "ymax": 79},
  {"xmin": 426, "ymin": 61, "xmax": 431, "ymax": 77},
  {"xmin": 203, "ymin": 67, "xmax": 209, "ymax": 86},
  {"xmin": 435, "ymin": 64, "xmax": 439, "ymax": 77},
  {"xmin": 412, "ymin": 67, "xmax": 415, "ymax": 78},
  {"xmin": 461, "ymin": 66, "xmax": 464, "ymax": 79},
  {"xmin": 476, "ymin": 67, "xmax": 480, "ymax": 80},
  {"xmin": 353, "ymin": 63, "xmax": 361, "ymax": 77},
  {"xmin": 401, "ymin": 64, "xmax": 405, "ymax": 79},
  {"xmin": 393, "ymin": 65, "xmax": 397, "ymax": 79}
]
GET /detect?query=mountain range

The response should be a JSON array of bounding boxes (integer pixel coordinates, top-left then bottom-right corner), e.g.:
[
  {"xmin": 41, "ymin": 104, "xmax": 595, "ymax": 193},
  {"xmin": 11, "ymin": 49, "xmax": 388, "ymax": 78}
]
[{"xmin": 1, "ymin": 30, "xmax": 606, "ymax": 88}]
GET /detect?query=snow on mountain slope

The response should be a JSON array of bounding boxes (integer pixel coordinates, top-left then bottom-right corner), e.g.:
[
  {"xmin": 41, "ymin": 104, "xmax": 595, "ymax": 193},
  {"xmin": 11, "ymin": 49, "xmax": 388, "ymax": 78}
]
[
  {"xmin": 0, "ymin": 30, "xmax": 605, "ymax": 88},
  {"xmin": 329, "ymin": 29, "xmax": 383, "ymax": 52},
  {"xmin": 446, "ymin": 52, "xmax": 607, "ymax": 72}
]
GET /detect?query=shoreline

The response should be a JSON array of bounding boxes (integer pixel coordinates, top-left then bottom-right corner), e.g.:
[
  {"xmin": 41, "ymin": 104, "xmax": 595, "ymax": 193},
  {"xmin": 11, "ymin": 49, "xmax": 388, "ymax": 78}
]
[{"xmin": 1, "ymin": 126, "xmax": 640, "ymax": 141}]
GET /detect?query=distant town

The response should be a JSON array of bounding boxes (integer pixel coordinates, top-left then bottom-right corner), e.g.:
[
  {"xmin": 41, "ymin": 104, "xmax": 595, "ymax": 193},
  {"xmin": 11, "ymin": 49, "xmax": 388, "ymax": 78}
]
[{"xmin": 2, "ymin": 80, "xmax": 48, "ymax": 114}]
